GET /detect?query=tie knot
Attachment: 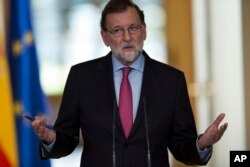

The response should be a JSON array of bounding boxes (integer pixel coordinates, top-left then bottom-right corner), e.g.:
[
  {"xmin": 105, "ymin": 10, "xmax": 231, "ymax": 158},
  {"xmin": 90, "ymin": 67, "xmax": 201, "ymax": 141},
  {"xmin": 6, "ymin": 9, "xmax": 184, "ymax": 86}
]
[{"xmin": 122, "ymin": 67, "xmax": 132, "ymax": 77}]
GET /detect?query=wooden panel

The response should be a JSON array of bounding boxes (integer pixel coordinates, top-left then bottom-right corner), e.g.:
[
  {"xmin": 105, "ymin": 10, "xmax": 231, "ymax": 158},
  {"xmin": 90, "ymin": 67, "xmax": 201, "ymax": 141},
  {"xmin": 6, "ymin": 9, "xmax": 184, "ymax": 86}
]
[
  {"xmin": 242, "ymin": 0, "xmax": 250, "ymax": 150},
  {"xmin": 164, "ymin": 0, "xmax": 196, "ymax": 109},
  {"xmin": 163, "ymin": 0, "xmax": 197, "ymax": 167}
]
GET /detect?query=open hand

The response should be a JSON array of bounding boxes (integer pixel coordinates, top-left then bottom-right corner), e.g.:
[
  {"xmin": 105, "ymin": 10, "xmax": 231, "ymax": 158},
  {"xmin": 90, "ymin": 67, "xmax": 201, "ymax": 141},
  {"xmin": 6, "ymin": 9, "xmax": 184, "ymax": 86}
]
[{"xmin": 198, "ymin": 113, "xmax": 228, "ymax": 149}]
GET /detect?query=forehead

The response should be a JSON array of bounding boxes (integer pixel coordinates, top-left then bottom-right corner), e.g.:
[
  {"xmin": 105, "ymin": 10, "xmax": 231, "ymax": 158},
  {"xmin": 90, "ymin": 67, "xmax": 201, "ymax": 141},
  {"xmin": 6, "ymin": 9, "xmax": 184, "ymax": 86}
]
[{"xmin": 106, "ymin": 7, "xmax": 141, "ymax": 28}]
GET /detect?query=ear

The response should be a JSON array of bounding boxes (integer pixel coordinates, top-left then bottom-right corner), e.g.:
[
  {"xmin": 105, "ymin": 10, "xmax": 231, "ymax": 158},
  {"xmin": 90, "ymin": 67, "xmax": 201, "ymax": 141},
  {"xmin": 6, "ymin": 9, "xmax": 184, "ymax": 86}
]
[
  {"xmin": 143, "ymin": 23, "xmax": 147, "ymax": 40},
  {"xmin": 101, "ymin": 30, "xmax": 110, "ymax": 47}
]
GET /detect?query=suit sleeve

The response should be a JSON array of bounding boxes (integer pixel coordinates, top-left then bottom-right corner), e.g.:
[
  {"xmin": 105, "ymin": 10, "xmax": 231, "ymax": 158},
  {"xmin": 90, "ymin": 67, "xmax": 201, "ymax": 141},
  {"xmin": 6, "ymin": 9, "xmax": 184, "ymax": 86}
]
[
  {"xmin": 167, "ymin": 72, "xmax": 211, "ymax": 165},
  {"xmin": 40, "ymin": 66, "xmax": 80, "ymax": 159}
]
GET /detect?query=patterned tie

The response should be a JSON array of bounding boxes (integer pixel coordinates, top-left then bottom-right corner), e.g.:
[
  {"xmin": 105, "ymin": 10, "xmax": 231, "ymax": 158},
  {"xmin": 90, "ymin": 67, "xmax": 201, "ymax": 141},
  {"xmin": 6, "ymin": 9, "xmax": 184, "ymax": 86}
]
[{"xmin": 119, "ymin": 67, "xmax": 133, "ymax": 138}]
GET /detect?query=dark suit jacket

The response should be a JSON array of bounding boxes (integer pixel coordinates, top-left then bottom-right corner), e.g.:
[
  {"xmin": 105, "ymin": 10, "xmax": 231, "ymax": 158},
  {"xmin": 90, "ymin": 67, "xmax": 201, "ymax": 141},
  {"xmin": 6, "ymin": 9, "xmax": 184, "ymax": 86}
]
[{"xmin": 41, "ymin": 51, "xmax": 210, "ymax": 167}]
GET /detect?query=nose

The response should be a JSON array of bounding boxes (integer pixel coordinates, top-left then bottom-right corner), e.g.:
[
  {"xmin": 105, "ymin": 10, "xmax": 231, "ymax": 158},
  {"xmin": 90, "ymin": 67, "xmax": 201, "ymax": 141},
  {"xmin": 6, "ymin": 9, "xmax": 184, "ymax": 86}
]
[{"xmin": 122, "ymin": 29, "xmax": 131, "ymax": 41}]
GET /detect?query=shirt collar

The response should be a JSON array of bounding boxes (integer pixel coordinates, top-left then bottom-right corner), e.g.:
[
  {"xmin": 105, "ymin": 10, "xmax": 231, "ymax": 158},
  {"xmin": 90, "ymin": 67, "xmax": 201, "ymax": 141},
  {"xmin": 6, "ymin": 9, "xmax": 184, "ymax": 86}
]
[{"xmin": 112, "ymin": 52, "xmax": 145, "ymax": 73}]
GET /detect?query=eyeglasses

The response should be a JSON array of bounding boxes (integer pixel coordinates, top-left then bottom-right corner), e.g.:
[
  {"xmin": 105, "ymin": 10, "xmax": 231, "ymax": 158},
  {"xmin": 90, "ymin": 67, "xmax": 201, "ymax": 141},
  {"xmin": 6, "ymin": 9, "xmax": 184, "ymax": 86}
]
[{"xmin": 106, "ymin": 24, "xmax": 143, "ymax": 37}]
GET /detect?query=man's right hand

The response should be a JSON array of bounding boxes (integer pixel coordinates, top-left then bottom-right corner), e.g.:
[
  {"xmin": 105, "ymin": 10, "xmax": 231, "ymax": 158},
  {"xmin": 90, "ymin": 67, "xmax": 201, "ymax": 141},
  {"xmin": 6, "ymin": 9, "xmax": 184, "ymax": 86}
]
[{"xmin": 31, "ymin": 116, "xmax": 56, "ymax": 144}]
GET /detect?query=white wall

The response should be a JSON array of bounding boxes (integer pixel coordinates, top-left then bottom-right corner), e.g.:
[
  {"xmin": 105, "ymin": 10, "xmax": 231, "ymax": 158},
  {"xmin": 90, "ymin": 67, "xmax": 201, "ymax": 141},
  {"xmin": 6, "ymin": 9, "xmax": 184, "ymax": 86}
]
[{"xmin": 192, "ymin": 0, "xmax": 246, "ymax": 166}]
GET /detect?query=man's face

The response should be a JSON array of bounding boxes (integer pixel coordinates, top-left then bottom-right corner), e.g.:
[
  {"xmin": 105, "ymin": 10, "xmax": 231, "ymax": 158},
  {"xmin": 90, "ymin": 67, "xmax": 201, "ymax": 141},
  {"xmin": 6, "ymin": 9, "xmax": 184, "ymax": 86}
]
[{"xmin": 101, "ymin": 7, "xmax": 147, "ymax": 66}]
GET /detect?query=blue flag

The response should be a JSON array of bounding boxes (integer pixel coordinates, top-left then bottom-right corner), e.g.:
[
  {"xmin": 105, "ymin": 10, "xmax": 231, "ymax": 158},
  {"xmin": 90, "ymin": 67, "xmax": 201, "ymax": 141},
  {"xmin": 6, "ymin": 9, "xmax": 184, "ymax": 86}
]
[{"xmin": 7, "ymin": 0, "xmax": 51, "ymax": 167}]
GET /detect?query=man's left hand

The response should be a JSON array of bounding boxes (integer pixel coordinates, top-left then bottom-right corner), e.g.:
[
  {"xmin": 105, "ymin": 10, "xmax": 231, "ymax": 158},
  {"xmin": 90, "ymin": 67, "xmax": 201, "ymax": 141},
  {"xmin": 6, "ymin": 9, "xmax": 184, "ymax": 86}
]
[{"xmin": 198, "ymin": 113, "xmax": 228, "ymax": 149}]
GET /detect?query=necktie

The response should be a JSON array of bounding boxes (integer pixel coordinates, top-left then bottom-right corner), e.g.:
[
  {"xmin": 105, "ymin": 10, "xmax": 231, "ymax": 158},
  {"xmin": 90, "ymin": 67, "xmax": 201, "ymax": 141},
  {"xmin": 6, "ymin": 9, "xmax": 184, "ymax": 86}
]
[{"xmin": 119, "ymin": 67, "xmax": 133, "ymax": 138}]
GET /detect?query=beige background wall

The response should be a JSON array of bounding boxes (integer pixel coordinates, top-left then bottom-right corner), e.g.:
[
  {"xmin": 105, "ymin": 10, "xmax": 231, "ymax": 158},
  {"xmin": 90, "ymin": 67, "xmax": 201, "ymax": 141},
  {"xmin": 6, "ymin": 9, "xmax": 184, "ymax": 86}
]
[
  {"xmin": 242, "ymin": 0, "xmax": 250, "ymax": 150},
  {"xmin": 165, "ymin": 0, "xmax": 250, "ymax": 167}
]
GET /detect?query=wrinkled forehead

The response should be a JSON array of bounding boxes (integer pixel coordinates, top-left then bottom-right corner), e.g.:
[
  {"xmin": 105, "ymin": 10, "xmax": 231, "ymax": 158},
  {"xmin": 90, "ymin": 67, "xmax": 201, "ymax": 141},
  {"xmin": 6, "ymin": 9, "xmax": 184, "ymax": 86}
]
[{"xmin": 105, "ymin": 7, "xmax": 142, "ymax": 28}]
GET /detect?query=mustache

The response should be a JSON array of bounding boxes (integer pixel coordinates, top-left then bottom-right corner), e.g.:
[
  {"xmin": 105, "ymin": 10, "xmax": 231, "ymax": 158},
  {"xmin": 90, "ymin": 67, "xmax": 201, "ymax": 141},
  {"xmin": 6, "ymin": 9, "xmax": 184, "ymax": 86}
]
[{"xmin": 122, "ymin": 41, "xmax": 134, "ymax": 47}]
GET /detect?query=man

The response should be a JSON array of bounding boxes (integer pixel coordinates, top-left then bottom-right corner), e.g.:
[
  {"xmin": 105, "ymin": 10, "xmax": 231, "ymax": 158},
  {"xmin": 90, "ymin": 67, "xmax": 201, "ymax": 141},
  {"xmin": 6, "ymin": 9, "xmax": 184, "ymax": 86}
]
[{"xmin": 32, "ymin": 0, "xmax": 228, "ymax": 167}]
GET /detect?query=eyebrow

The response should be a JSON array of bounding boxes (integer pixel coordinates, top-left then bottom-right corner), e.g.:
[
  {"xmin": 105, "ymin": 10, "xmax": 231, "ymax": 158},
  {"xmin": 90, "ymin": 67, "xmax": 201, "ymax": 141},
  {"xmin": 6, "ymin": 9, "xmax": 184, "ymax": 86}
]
[{"xmin": 111, "ymin": 23, "xmax": 139, "ymax": 29}]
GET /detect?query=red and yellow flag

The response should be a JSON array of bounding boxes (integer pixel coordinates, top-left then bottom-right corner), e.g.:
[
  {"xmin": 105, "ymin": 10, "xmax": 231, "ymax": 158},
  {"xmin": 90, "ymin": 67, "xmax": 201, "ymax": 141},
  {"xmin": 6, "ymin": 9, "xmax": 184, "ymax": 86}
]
[{"xmin": 0, "ymin": 1, "xmax": 19, "ymax": 167}]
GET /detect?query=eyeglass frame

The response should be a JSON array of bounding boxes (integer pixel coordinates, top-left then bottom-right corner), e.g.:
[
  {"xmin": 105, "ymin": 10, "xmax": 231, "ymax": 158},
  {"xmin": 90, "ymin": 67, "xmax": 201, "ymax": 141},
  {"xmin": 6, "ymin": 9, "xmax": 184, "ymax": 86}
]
[{"xmin": 105, "ymin": 24, "xmax": 144, "ymax": 37}]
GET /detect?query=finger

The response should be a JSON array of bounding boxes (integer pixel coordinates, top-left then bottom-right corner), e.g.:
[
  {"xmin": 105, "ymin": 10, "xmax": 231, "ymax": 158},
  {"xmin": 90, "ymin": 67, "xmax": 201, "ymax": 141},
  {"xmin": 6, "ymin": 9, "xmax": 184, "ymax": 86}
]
[
  {"xmin": 37, "ymin": 126, "xmax": 46, "ymax": 136},
  {"xmin": 45, "ymin": 129, "xmax": 55, "ymax": 139},
  {"xmin": 218, "ymin": 123, "xmax": 228, "ymax": 132},
  {"xmin": 212, "ymin": 113, "xmax": 225, "ymax": 127},
  {"xmin": 215, "ymin": 123, "xmax": 228, "ymax": 140},
  {"xmin": 32, "ymin": 122, "xmax": 44, "ymax": 134},
  {"xmin": 35, "ymin": 116, "xmax": 48, "ymax": 124},
  {"xmin": 41, "ymin": 128, "xmax": 56, "ymax": 143},
  {"xmin": 42, "ymin": 119, "xmax": 53, "ymax": 129},
  {"xmin": 32, "ymin": 116, "xmax": 44, "ymax": 127},
  {"xmin": 43, "ymin": 118, "xmax": 51, "ymax": 125},
  {"xmin": 32, "ymin": 116, "xmax": 52, "ymax": 130}
]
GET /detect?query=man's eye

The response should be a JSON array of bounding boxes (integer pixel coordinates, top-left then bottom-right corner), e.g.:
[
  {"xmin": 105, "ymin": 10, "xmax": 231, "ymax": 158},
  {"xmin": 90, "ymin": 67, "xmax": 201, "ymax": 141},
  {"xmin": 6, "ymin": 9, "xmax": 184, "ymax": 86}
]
[
  {"xmin": 129, "ymin": 26, "xmax": 137, "ymax": 31},
  {"xmin": 112, "ymin": 29, "xmax": 123, "ymax": 34}
]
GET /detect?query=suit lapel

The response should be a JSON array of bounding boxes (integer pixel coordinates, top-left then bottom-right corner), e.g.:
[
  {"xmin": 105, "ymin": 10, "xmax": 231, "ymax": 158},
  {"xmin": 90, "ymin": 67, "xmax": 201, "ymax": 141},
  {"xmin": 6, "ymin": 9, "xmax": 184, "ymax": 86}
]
[
  {"xmin": 129, "ymin": 51, "xmax": 162, "ymax": 138},
  {"xmin": 94, "ymin": 52, "xmax": 115, "ymax": 110},
  {"xmin": 94, "ymin": 52, "xmax": 125, "ymax": 141}
]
